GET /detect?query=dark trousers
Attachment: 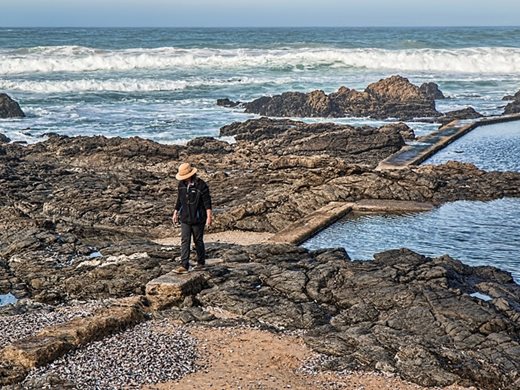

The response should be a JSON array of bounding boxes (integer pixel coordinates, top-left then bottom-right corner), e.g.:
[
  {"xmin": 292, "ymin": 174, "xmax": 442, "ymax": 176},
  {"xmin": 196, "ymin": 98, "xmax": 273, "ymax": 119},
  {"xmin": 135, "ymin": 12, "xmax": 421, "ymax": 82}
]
[{"xmin": 180, "ymin": 223, "xmax": 205, "ymax": 269}]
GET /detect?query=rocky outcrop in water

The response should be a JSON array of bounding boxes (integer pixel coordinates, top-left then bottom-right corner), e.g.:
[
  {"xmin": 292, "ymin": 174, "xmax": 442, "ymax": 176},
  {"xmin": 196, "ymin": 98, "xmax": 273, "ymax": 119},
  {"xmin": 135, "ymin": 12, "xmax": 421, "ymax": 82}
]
[
  {"xmin": 504, "ymin": 90, "xmax": 520, "ymax": 114},
  {"xmin": 240, "ymin": 76, "xmax": 441, "ymax": 120},
  {"xmin": 0, "ymin": 134, "xmax": 11, "ymax": 144},
  {"xmin": 0, "ymin": 93, "xmax": 25, "ymax": 118},
  {"xmin": 438, "ymin": 107, "xmax": 483, "ymax": 125},
  {"xmin": 220, "ymin": 117, "xmax": 409, "ymax": 161},
  {"xmin": 419, "ymin": 82, "xmax": 445, "ymax": 100},
  {"xmin": 216, "ymin": 98, "xmax": 241, "ymax": 108}
]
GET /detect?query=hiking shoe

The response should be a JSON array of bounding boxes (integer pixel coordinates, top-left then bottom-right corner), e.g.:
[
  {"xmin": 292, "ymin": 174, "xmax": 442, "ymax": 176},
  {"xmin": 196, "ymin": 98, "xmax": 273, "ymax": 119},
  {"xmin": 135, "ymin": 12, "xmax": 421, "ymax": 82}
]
[
  {"xmin": 172, "ymin": 266, "xmax": 189, "ymax": 274},
  {"xmin": 192, "ymin": 264, "xmax": 206, "ymax": 271}
]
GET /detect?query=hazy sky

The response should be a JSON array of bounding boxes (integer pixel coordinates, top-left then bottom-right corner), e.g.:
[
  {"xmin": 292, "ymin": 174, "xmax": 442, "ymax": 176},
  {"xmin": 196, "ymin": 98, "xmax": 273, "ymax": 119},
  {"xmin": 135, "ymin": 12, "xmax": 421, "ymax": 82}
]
[{"xmin": 1, "ymin": 0, "xmax": 519, "ymax": 27}]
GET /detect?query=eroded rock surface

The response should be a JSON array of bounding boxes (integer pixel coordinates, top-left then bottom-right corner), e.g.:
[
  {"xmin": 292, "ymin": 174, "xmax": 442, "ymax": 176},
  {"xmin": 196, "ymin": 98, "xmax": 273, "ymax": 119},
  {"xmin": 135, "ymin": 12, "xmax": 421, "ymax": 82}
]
[
  {"xmin": 438, "ymin": 107, "xmax": 483, "ymax": 125},
  {"xmin": 192, "ymin": 244, "xmax": 520, "ymax": 389},
  {"xmin": 241, "ymin": 76, "xmax": 441, "ymax": 120},
  {"xmin": 0, "ymin": 93, "xmax": 25, "ymax": 118},
  {"xmin": 419, "ymin": 82, "xmax": 446, "ymax": 100},
  {"xmin": 3, "ymin": 235, "xmax": 519, "ymax": 389},
  {"xmin": 1, "ymin": 117, "xmax": 519, "ymax": 388},
  {"xmin": 504, "ymin": 90, "xmax": 520, "ymax": 114},
  {"xmin": 1, "ymin": 119, "xmax": 520, "ymax": 241}
]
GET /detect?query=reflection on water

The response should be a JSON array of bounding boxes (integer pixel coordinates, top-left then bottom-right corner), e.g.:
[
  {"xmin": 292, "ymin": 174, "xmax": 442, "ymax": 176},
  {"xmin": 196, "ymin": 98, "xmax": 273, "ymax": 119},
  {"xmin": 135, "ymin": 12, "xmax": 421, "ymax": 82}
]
[
  {"xmin": 425, "ymin": 121, "xmax": 520, "ymax": 172},
  {"xmin": 303, "ymin": 198, "xmax": 520, "ymax": 283}
]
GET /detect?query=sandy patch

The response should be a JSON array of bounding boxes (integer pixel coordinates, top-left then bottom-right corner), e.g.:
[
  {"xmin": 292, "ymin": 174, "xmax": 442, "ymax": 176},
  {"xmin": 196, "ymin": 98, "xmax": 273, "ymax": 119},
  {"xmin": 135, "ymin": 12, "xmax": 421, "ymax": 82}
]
[
  {"xmin": 155, "ymin": 230, "xmax": 273, "ymax": 246},
  {"xmin": 146, "ymin": 326, "xmax": 474, "ymax": 390}
]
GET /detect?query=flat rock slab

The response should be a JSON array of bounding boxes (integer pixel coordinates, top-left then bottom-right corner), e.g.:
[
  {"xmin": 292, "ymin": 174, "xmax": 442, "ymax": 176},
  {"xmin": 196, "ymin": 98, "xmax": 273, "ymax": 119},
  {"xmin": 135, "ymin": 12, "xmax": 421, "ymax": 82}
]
[
  {"xmin": 145, "ymin": 261, "xmax": 221, "ymax": 311},
  {"xmin": 271, "ymin": 202, "xmax": 354, "ymax": 245}
]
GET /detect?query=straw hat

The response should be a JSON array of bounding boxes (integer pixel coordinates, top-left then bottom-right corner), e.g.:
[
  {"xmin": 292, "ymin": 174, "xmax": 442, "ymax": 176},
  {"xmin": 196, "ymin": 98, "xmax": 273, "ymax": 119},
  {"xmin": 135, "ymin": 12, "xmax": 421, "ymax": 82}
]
[{"xmin": 176, "ymin": 162, "xmax": 198, "ymax": 180}]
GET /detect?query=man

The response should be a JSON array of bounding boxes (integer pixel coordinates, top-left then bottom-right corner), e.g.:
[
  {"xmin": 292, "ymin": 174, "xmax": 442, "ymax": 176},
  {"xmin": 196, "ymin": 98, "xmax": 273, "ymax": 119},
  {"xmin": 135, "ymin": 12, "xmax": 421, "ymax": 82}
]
[{"xmin": 172, "ymin": 162, "xmax": 212, "ymax": 273}]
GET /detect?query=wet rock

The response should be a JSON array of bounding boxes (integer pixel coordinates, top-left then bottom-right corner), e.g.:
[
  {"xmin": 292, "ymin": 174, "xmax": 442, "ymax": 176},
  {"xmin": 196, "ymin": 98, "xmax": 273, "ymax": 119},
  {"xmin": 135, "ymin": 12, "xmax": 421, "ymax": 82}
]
[
  {"xmin": 0, "ymin": 93, "xmax": 25, "ymax": 118},
  {"xmin": 419, "ymin": 82, "xmax": 446, "ymax": 100},
  {"xmin": 0, "ymin": 133, "xmax": 11, "ymax": 144},
  {"xmin": 185, "ymin": 137, "xmax": 233, "ymax": 154},
  {"xmin": 216, "ymin": 98, "xmax": 241, "ymax": 107},
  {"xmin": 244, "ymin": 90, "xmax": 336, "ymax": 117},
  {"xmin": 242, "ymin": 75, "xmax": 441, "ymax": 120},
  {"xmin": 438, "ymin": 107, "xmax": 483, "ymax": 125},
  {"xmin": 221, "ymin": 117, "xmax": 406, "ymax": 164},
  {"xmin": 504, "ymin": 90, "xmax": 520, "ymax": 114}
]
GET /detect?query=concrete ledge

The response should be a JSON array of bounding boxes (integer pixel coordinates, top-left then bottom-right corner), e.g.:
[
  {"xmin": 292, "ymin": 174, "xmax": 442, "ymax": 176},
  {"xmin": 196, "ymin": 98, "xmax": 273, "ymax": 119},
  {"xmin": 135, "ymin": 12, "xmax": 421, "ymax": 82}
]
[
  {"xmin": 271, "ymin": 200, "xmax": 435, "ymax": 245},
  {"xmin": 0, "ymin": 296, "xmax": 147, "ymax": 385},
  {"xmin": 271, "ymin": 202, "xmax": 354, "ymax": 245},
  {"xmin": 352, "ymin": 199, "xmax": 434, "ymax": 213},
  {"xmin": 376, "ymin": 113, "xmax": 520, "ymax": 170}
]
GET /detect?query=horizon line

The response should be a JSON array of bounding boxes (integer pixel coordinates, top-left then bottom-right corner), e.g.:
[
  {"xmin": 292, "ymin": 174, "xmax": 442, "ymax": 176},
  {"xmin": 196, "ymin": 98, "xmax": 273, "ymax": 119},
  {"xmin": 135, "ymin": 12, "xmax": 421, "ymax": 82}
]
[{"xmin": 2, "ymin": 24, "xmax": 520, "ymax": 29}]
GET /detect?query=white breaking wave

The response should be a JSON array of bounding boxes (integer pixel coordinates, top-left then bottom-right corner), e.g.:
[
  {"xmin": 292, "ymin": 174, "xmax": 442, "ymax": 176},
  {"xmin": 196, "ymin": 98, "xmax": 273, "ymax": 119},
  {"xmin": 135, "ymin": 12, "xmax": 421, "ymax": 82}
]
[
  {"xmin": 1, "ymin": 45, "xmax": 520, "ymax": 75},
  {"xmin": 0, "ymin": 76, "xmax": 297, "ymax": 93}
]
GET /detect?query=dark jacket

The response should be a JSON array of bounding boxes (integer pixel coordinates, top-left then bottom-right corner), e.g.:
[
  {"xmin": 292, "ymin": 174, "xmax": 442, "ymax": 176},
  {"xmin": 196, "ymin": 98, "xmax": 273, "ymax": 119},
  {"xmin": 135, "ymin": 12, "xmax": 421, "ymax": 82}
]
[{"xmin": 175, "ymin": 177, "xmax": 212, "ymax": 225}]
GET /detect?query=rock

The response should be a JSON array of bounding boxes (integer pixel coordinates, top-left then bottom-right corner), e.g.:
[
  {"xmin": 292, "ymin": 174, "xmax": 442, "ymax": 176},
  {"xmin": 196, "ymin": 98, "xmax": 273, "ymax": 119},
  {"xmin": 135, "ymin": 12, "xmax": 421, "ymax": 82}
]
[
  {"xmin": 244, "ymin": 90, "xmax": 335, "ymax": 117},
  {"xmin": 3, "ymin": 238, "xmax": 520, "ymax": 389},
  {"xmin": 438, "ymin": 107, "xmax": 483, "ymax": 124},
  {"xmin": 242, "ymin": 75, "xmax": 441, "ymax": 120},
  {"xmin": 185, "ymin": 137, "xmax": 232, "ymax": 154},
  {"xmin": 502, "ymin": 90, "xmax": 520, "ymax": 114},
  {"xmin": 0, "ymin": 93, "xmax": 25, "ymax": 118},
  {"xmin": 146, "ymin": 271, "xmax": 207, "ymax": 311},
  {"xmin": 0, "ymin": 122, "xmax": 519, "ymax": 388},
  {"xmin": 221, "ymin": 117, "xmax": 406, "ymax": 164},
  {"xmin": 379, "ymin": 122, "xmax": 415, "ymax": 141},
  {"xmin": 216, "ymin": 98, "xmax": 241, "ymax": 108},
  {"xmin": 419, "ymin": 82, "xmax": 446, "ymax": 99},
  {"xmin": 0, "ymin": 134, "xmax": 11, "ymax": 144}
]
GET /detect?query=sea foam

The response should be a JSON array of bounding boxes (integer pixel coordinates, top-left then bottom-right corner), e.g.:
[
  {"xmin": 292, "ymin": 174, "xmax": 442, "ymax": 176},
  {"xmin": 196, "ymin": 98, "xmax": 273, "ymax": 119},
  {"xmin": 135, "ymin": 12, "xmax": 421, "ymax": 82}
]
[
  {"xmin": 0, "ymin": 76, "xmax": 296, "ymax": 93},
  {"xmin": 1, "ymin": 46, "xmax": 520, "ymax": 75}
]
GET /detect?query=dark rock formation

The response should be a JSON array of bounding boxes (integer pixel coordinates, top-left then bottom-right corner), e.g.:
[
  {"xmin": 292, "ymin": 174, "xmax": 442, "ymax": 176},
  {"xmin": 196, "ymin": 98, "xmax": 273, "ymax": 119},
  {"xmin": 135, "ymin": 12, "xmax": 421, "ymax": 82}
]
[
  {"xmin": 0, "ymin": 134, "xmax": 11, "ymax": 144},
  {"xmin": 220, "ymin": 117, "xmax": 408, "ymax": 162},
  {"xmin": 504, "ymin": 90, "xmax": 520, "ymax": 114},
  {"xmin": 216, "ymin": 98, "xmax": 241, "ymax": 108},
  {"xmin": 242, "ymin": 76, "xmax": 441, "ymax": 120},
  {"xmin": 438, "ymin": 107, "xmax": 483, "ymax": 125},
  {"xmin": 419, "ymin": 82, "xmax": 445, "ymax": 99},
  {"xmin": 0, "ymin": 93, "xmax": 25, "ymax": 118}
]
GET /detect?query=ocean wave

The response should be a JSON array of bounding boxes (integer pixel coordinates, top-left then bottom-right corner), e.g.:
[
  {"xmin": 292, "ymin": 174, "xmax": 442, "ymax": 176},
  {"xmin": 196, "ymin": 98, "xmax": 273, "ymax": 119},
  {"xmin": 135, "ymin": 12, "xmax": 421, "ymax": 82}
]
[
  {"xmin": 1, "ymin": 45, "xmax": 520, "ymax": 75},
  {"xmin": 0, "ymin": 76, "xmax": 296, "ymax": 93}
]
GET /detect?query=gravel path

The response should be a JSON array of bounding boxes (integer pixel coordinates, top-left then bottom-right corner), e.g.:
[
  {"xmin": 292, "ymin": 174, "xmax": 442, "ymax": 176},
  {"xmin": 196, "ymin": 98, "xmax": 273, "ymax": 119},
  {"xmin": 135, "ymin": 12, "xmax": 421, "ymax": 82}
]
[
  {"xmin": 0, "ymin": 300, "xmax": 108, "ymax": 349},
  {"xmin": 21, "ymin": 319, "xmax": 198, "ymax": 389}
]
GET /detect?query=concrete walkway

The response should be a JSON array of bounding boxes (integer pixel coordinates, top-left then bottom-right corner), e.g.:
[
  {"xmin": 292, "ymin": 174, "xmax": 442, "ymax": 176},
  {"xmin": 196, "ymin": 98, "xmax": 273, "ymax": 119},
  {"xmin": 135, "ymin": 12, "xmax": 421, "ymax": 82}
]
[
  {"xmin": 272, "ymin": 200, "xmax": 433, "ymax": 245},
  {"xmin": 377, "ymin": 113, "xmax": 520, "ymax": 170}
]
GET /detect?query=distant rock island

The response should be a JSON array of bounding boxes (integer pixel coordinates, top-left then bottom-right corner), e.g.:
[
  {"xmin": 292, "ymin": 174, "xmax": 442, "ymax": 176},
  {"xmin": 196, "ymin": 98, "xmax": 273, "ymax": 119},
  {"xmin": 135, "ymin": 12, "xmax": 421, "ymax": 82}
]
[{"xmin": 0, "ymin": 93, "xmax": 25, "ymax": 118}]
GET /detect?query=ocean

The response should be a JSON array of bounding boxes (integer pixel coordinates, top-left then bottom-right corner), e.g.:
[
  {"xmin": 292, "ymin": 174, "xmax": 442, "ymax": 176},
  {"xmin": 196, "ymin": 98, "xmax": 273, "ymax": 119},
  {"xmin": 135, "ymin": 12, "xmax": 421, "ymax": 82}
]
[
  {"xmin": 1, "ymin": 26, "xmax": 520, "ymax": 283},
  {"xmin": 1, "ymin": 26, "xmax": 520, "ymax": 143}
]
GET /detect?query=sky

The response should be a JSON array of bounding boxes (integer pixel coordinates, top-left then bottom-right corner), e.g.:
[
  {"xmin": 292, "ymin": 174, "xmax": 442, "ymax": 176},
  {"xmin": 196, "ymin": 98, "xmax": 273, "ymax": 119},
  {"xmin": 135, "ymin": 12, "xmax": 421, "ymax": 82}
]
[{"xmin": 1, "ymin": 0, "xmax": 519, "ymax": 27}]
